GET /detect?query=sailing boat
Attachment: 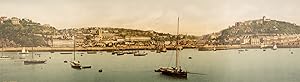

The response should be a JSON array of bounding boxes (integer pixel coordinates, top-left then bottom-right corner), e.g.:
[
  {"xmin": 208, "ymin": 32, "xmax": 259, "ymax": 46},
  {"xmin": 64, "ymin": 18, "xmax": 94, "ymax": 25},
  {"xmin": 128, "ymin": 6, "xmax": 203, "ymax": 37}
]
[
  {"xmin": 70, "ymin": 35, "xmax": 82, "ymax": 69},
  {"xmin": 154, "ymin": 17, "xmax": 187, "ymax": 78},
  {"xmin": 19, "ymin": 47, "xmax": 29, "ymax": 54},
  {"xmin": 24, "ymin": 47, "xmax": 47, "ymax": 64},
  {"xmin": 272, "ymin": 44, "xmax": 277, "ymax": 50}
]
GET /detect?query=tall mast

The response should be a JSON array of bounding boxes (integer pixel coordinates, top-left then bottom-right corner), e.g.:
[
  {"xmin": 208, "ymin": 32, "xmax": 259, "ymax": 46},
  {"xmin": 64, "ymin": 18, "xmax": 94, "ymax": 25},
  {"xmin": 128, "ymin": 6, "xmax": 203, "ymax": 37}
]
[
  {"xmin": 31, "ymin": 34, "xmax": 34, "ymax": 59},
  {"xmin": 73, "ymin": 34, "xmax": 76, "ymax": 61},
  {"xmin": 1, "ymin": 42, "xmax": 3, "ymax": 56},
  {"xmin": 176, "ymin": 17, "xmax": 180, "ymax": 68},
  {"xmin": 31, "ymin": 47, "xmax": 34, "ymax": 59},
  {"xmin": 51, "ymin": 30, "xmax": 54, "ymax": 51}
]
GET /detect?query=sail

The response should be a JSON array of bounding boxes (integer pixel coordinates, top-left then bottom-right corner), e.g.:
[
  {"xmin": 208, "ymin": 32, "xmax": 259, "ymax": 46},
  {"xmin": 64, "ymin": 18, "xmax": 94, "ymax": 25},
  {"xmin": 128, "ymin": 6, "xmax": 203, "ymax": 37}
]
[
  {"xmin": 22, "ymin": 47, "xmax": 26, "ymax": 53},
  {"xmin": 273, "ymin": 44, "xmax": 277, "ymax": 50}
]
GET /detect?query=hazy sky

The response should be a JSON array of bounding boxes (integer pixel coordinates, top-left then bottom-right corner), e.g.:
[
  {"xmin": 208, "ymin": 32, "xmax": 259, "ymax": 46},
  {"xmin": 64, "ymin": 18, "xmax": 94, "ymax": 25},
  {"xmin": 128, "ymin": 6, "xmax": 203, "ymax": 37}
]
[{"xmin": 0, "ymin": 0, "xmax": 300, "ymax": 35}]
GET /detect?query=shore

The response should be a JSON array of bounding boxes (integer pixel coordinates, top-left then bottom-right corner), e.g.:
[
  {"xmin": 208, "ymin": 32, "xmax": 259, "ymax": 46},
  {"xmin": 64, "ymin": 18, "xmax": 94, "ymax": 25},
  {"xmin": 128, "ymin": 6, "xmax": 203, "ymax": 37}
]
[{"xmin": 1, "ymin": 44, "xmax": 299, "ymax": 52}]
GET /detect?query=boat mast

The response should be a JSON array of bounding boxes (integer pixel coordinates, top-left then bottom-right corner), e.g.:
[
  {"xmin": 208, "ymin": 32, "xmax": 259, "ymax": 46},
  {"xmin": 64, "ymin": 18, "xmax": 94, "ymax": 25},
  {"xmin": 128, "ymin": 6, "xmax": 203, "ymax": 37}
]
[
  {"xmin": 73, "ymin": 34, "xmax": 76, "ymax": 61},
  {"xmin": 31, "ymin": 47, "xmax": 34, "ymax": 59},
  {"xmin": 176, "ymin": 17, "xmax": 180, "ymax": 68},
  {"xmin": 1, "ymin": 41, "xmax": 3, "ymax": 56},
  {"xmin": 51, "ymin": 30, "xmax": 54, "ymax": 52},
  {"xmin": 31, "ymin": 36, "xmax": 34, "ymax": 59}
]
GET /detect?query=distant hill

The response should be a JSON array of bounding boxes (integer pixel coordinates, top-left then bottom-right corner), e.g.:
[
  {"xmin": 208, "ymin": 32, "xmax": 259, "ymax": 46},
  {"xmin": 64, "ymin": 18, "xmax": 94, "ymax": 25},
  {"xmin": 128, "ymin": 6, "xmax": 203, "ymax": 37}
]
[
  {"xmin": 0, "ymin": 17, "xmax": 56, "ymax": 47},
  {"xmin": 0, "ymin": 16, "xmax": 198, "ymax": 47},
  {"xmin": 220, "ymin": 17, "xmax": 300, "ymax": 37},
  {"xmin": 60, "ymin": 27, "xmax": 197, "ymax": 41},
  {"xmin": 199, "ymin": 17, "xmax": 300, "ymax": 44}
]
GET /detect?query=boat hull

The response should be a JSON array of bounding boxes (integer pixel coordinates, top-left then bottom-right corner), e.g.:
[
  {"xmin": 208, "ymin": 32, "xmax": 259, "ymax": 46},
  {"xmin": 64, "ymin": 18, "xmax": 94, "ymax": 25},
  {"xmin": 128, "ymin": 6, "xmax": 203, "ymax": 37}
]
[
  {"xmin": 24, "ymin": 60, "xmax": 46, "ymax": 64},
  {"xmin": 134, "ymin": 53, "xmax": 147, "ymax": 56},
  {"xmin": 161, "ymin": 70, "xmax": 187, "ymax": 78},
  {"xmin": 70, "ymin": 61, "xmax": 81, "ymax": 69},
  {"xmin": 155, "ymin": 67, "xmax": 187, "ymax": 78}
]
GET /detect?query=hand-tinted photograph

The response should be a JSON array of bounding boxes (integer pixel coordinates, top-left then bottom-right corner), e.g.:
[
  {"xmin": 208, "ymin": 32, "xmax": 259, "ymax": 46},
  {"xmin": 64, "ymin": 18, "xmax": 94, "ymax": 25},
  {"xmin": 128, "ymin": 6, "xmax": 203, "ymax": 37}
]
[{"xmin": 0, "ymin": 0, "xmax": 299, "ymax": 82}]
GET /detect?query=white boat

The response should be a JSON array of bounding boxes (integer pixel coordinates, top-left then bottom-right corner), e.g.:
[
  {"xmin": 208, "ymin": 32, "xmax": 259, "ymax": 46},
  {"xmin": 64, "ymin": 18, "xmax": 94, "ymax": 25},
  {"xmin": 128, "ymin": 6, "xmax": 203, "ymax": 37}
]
[
  {"xmin": 19, "ymin": 47, "xmax": 29, "ymax": 54},
  {"xmin": 272, "ymin": 44, "xmax": 277, "ymax": 50},
  {"xmin": 70, "ymin": 35, "xmax": 91, "ymax": 69},
  {"xmin": 213, "ymin": 47, "xmax": 216, "ymax": 51}
]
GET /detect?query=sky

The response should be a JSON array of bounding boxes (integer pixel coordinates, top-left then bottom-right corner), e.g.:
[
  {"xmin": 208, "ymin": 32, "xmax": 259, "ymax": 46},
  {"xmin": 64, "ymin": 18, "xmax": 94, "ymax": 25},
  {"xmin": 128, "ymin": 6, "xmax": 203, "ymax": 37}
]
[{"xmin": 0, "ymin": 0, "xmax": 300, "ymax": 35}]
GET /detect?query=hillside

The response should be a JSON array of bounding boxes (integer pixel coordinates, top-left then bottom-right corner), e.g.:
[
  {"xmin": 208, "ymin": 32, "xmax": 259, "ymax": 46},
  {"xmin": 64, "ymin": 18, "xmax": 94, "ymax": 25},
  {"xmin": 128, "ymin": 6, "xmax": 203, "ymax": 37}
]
[
  {"xmin": 220, "ymin": 17, "xmax": 300, "ymax": 37},
  {"xmin": 0, "ymin": 17, "xmax": 56, "ymax": 47},
  {"xmin": 200, "ymin": 17, "xmax": 300, "ymax": 45},
  {"xmin": 59, "ymin": 27, "xmax": 197, "ymax": 41}
]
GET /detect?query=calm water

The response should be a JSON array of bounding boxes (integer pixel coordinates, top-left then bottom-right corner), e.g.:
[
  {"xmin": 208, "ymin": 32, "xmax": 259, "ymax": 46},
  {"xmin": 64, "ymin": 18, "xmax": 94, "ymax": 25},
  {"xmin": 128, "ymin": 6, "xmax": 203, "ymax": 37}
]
[{"xmin": 0, "ymin": 48, "xmax": 300, "ymax": 82}]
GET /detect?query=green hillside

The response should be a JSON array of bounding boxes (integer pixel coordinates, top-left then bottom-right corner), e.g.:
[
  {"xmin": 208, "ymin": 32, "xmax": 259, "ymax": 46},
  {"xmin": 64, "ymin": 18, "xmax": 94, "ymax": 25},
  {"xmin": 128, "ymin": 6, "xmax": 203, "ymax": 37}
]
[
  {"xmin": 0, "ymin": 17, "xmax": 56, "ymax": 47},
  {"xmin": 220, "ymin": 18, "xmax": 300, "ymax": 38}
]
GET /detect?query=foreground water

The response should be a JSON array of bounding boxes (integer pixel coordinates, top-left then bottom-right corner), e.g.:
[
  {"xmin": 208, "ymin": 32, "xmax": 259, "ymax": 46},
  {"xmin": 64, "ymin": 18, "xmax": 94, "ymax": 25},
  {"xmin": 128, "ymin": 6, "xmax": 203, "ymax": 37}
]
[{"xmin": 0, "ymin": 48, "xmax": 299, "ymax": 82}]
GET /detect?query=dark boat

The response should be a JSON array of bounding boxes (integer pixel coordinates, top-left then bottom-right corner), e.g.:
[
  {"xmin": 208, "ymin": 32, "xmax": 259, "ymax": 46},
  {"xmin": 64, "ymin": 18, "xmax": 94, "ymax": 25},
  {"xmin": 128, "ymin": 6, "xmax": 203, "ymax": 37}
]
[
  {"xmin": 116, "ymin": 52, "xmax": 125, "ymax": 56},
  {"xmin": 112, "ymin": 51, "xmax": 117, "ymax": 55},
  {"xmin": 60, "ymin": 52, "xmax": 73, "ymax": 54},
  {"xmin": 155, "ymin": 67, "xmax": 187, "ymax": 78},
  {"xmin": 238, "ymin": 49, "xmax": 244, "ymax": 51},
  {"xmin": 24, "ymin": 47, "xmax": 47, "ymax": 64},
  {"xmin": 155, "ymin": 17, "xmax": 187, "ymax": 78},
  {"xmin": 24, "ymin": 59, "xmax": 47, "ymax": 64},
  {"xmin": 81, "ymin": 65, "xmax": 92, "ymax": 68},
  {"xmin": 124, "ymin": 51, "xmax": 137, "ymax": 54},
  {"xmin": 87, "ymin": 51, "xmax": 97, "ymax": 54}
]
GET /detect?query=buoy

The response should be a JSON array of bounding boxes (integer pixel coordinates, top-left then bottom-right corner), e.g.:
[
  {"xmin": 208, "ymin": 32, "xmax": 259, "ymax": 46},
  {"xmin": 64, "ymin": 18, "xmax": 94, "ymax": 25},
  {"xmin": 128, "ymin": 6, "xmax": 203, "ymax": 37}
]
[
  {"xmin": 188, "ymin": 57, "xmax": 192, "ymax": 59},
  {"xmin": 291, "ymin": 52, "xmax": 294, "ymax": 54},
  {"xmin": 99, "ymin": 69, "xmax": 103, "ymax": 72}
]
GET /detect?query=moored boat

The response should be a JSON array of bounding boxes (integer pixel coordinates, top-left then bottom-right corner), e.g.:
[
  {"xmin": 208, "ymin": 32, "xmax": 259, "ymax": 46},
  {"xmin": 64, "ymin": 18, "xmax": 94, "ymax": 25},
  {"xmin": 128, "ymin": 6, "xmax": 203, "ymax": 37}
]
[
  {"xmin": 116, "ymin": 52, "xmax": 125, "ymax": 56},
  {"xmin": 24, "ymin": 59, "xmax": 46, "ymax": 64},
  {"xmin": 155, "ymin": 17, "xmax": 187, "ymax": 78},
  {"xmin": 272, "ymin": 44, "xmax": 277, "ymax": 50},
  {"xmin": 134, "ymin": 52, "xmax": 147, "ymax": 56},
  {"xmin": 70, "ymin": 61, "xmax": 81, "ymax": 69},
  {"xmin": 0, "ymin": 56, "xmax": 11, "ymax": 60},
  {"xmin": 23, "ymin": 47, "xmax": 47, "ymax": 64},
  {"xmin": 19, "ymin": 47, "xmax": 29, "ymax": 54},
  {"xmin": 87, "ymin": 51, "xmax": 97, "ymax": 54}
]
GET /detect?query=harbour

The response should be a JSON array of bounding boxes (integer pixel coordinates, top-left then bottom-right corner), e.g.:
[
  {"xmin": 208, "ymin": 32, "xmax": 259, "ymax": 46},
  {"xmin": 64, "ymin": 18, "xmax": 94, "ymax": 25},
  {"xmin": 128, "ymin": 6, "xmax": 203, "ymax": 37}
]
[{"xmin": 1, "ymin": 49, "xmax": 300, "ymax": 82}]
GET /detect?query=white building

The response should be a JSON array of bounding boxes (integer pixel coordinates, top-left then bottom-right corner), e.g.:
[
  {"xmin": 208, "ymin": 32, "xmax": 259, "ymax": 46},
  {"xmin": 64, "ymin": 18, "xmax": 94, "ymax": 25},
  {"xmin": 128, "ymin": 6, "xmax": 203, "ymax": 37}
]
[{"xmin": 11, "ymin": 17, "xmax": 20, "ymax": 25}]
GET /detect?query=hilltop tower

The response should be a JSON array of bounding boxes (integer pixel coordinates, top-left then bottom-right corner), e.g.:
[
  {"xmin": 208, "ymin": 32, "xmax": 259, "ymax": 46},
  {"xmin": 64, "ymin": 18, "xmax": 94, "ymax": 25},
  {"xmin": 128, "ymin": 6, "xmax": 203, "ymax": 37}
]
[{"xmin": 262, "ymin": 16, "xmax": 266, "ymax": 24}]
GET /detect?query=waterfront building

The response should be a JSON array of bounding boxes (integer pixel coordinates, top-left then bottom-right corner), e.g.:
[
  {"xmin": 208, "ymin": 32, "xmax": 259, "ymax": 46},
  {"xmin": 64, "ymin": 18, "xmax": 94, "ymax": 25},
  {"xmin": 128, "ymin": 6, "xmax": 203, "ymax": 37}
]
[{"xmin": 250, "ymin": 38, "xmax": 261, "ymax": 45}]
